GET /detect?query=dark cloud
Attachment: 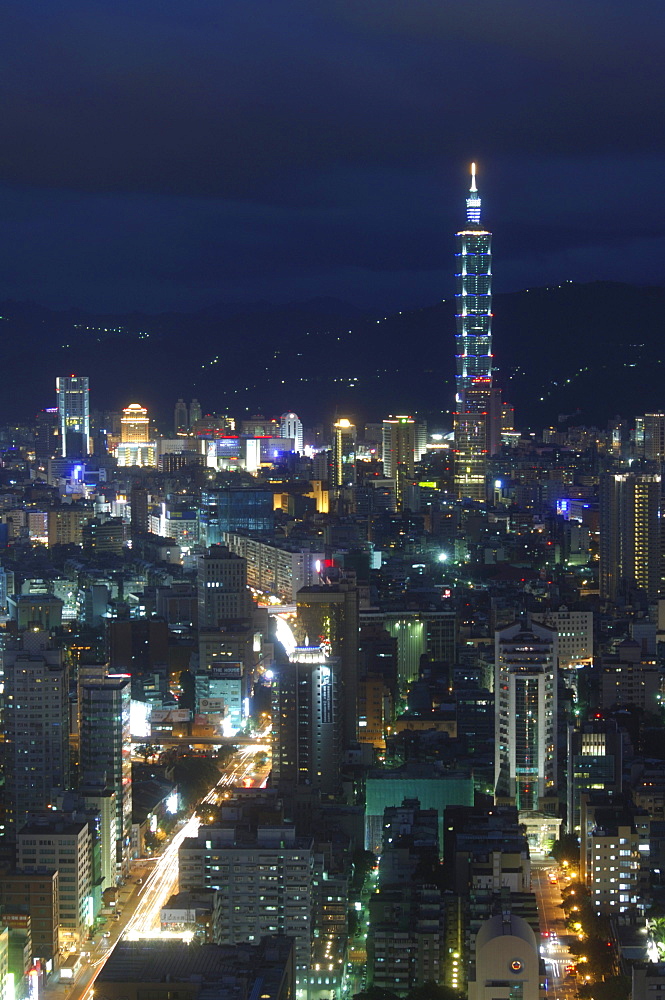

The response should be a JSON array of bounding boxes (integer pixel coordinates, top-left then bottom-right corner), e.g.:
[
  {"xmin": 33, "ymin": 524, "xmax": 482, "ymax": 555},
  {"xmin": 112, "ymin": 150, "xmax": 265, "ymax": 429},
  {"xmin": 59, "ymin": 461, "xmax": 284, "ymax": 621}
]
[{"xmin": 1, "ymin": 1, "xmax": 665, "ymax": 310}]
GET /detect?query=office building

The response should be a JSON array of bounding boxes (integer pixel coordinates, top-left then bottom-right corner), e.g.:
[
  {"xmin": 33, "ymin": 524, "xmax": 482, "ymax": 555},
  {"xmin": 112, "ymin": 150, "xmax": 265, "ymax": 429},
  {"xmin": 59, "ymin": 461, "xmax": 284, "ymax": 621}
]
[
  {"xmin": 296, "ymin": 584, "xmax": 359, "ymax": 745},
  {"xmin": 47, "ymin": 505, "xmax": 94, "ymax": 547},
  {"xmin": 643, "ymin": 412, "xmax": 665, "ymax": 462},
  {"xmin": 531, "ymin": 606, "xmax": 593, "ymax": 669},
  {"xmin": 189, "ymin": 399, "xmax": 202, "ymax": 427},
  {"xmin": 120, "ymin": 403, "xmax": 149, "ymax": 442},
  {"xmin": 599, "ymin": 472, "xmax": 662, "ymax": 602},
  {"xmin": 2, "ymin": 630, "xmax": 70, "ymax": 833},
  {"xmin": 179, "ymin": 815, "xmax": 315, "ymax": 982},
  {"xmin": 79, "ymin": 673, "xmax": 132, "ymax": 875},
  {"xmin": 130, "ymin": 483, "xmax": 149, "ymax": 538},
  {"xmin": 272, "ymin": 648, "xmax": 342, "ymax": 795},
  {"xmin": 382, "ymin": 416, "xmax": 427, "ymax": 507},
  {"xmin": 17, "ymin": 816, "xmax": 92, "ymax": 949},
  {"xmin": 567, "ymin": 722, "xmax": 623, "ymax": 835},
  {"xmin": 56, "ymin": 375, "xmax": 90, "ymax": 458},
  {"xmin": 0, "ymin": 870, "xmax": 60, "ymax": 971},
  {"xmin": 453, "ymin": 165, "xmax": 494, "ymax": 501},
  {"xmin": 331, "ymin": 419, "xmax": 356, "ymax": 488},
  {"xmin": 174, "ymin": 398, "xmax": 189, "ymax": 434},
  {"xmin": 222, "ymin": 531, "xmax": 324, "ymax": 603},
  {"xmin": 197, "ymin": 545, "xmax": 253, "ymax": 627},
  {"xmin": 494, "ymin": 619, "xmax": 558, "ymax": 813},
  {"xmin": 280, "ymin": 412, "xmax": 304, "ymax": 454},
  {"xmin": 381, "ymin": 415, "xmax": 423, "ymax": 479},
  {"xmin": 199, "ymin": 487, "xmax": 274, "ymax": 544}
]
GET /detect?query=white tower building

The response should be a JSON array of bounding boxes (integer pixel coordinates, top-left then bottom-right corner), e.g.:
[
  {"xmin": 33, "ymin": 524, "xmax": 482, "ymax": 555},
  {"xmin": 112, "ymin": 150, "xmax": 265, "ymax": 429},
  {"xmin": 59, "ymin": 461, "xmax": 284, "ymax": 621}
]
[
  {"xmin": 494, "ymin": 619, "xmax": 558, "ymax": 813},
  {"xmin": 280, "ymin": 411, "xmax": 304, "ymax": 454}
]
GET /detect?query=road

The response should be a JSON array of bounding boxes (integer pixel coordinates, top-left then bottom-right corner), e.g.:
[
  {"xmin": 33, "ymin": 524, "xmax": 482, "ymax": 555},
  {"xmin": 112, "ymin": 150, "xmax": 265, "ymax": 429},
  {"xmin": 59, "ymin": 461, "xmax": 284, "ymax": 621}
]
[
  {"xmin": 46, "ymin": 741, "xmax": 270, "ymax": 1000},
  {"xmin": 532, "ymin": 861, "xmax": 577, "ymax": 1000}
]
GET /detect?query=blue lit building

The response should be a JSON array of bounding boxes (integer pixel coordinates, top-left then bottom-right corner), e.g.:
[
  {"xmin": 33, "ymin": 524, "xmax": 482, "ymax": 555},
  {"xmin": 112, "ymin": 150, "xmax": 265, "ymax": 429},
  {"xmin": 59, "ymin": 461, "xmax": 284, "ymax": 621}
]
[
  {"xmin": 453, "ymin": 164, "xmax": 497, "ymax": 501},
  {"xmin": 56, "ymin": 374, "xmax": 90, "ymax": 458},
  {"xmin": 454, "ymin": 163, "xmax": 492, "ymax": 401},
  {"xmin": 199, "ymin": 487, "xmax": 274, "ymax": 544}
]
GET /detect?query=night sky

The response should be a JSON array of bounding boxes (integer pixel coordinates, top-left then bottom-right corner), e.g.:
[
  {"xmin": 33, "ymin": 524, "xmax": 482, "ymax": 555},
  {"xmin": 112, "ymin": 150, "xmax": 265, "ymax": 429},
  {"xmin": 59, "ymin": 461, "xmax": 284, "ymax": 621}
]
[{"xmin": 2, "ymin": 1, "xmax": 665, "ymax": 314}]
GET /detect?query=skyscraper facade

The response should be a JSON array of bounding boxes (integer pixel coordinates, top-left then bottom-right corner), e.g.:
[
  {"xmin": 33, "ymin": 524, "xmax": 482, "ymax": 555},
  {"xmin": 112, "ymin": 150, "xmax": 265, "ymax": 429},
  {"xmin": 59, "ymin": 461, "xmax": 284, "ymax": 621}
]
[
  {"xmin": 56, "ymin": 375, "xmax": 90, "ymax": 458},
  {"xmin": 453, "ymin": 165, "xmax": 494, "ymax": 501},
  {"xmin": 197, "ymin": 544, "xmax": 253, "ymax": 626},
  {"xmin": 120, "ymin": 403, "xmax": 150, "ymax": 442},
  {"xmin": 331, "ymin": 419, "xmax": 356, "ymax": 489},
  {"xmin": 494, "ymin": 619, "xmax": 558, "ymax": 814},
  {"xmin": 296, "ymin": 584, "xmax": 359, "ymax": 746},
  {"xmin": 599, "ymin": 472, "xmax": 662, "ymax": 602},
  {"xmin": 271, "ymin": 647, "xmax": 342, "ymax": 795},
  {"xmin": 79, "ymin": 672, "xmax": 132, "ymax": 875},
  {"xmin": 3, "ymin": 630, "xmax": 70, "ymax": 833},
  {"xmin": 280, "ymin": 411, "xmax": 304, "ymax": 455}
]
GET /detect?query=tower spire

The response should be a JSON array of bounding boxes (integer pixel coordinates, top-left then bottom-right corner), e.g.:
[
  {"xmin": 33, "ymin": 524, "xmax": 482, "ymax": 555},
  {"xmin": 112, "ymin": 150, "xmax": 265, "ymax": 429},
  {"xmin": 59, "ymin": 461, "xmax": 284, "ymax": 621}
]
[{"xmin": 466, "ymin": 161, "xmax": 482, "ymax": 225}]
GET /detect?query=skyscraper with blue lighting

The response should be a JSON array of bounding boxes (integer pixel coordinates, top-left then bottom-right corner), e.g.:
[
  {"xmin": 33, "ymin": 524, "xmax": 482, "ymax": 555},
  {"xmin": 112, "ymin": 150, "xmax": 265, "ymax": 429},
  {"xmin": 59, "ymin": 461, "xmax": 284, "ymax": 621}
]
[
  {"xmin": 453, "ymin": 164, "xmax": 497, "ymax": 500},
  {"xmin": 455, "ymin": 163, "xmax": 492, "ymax": 399}
]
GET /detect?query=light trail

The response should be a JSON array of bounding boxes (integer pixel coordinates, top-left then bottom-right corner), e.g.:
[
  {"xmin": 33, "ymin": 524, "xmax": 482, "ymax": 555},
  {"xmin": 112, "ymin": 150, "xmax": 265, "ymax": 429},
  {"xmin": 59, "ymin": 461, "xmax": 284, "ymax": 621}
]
[{"xmin": 124, "ymin": 813, "xmax": 200, "ymax": 937}]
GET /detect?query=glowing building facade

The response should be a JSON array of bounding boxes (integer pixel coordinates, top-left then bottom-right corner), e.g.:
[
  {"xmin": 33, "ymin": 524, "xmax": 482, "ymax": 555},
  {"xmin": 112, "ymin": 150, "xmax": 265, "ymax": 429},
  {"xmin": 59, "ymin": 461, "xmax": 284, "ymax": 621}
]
[
  {"xmin": 56, "ymin": 375, "xmax": 90, "ymax": 458},
  {"xmin": 453, "ymin": 165, "xmax": 494, "ymax": 501}
]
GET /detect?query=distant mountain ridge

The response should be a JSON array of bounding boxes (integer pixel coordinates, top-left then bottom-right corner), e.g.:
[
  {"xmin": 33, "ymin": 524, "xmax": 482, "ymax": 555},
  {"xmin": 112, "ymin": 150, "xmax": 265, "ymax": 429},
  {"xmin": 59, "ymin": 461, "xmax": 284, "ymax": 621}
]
[{"xmin": 1, "ymin": 281, "xmax": 664, "ymax": 432}]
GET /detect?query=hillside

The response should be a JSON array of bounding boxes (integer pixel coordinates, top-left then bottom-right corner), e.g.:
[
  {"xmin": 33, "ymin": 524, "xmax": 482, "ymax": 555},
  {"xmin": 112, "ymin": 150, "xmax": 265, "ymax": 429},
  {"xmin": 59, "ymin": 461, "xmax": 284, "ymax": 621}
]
[{"xmin": 1, "ymin": 281, "xmax": 664, "ymax": 432}]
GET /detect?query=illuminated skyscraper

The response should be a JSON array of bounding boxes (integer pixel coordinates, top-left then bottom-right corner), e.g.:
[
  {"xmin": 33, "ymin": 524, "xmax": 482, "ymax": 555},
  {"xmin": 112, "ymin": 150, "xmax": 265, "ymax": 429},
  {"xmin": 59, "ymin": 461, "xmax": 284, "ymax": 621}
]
[
  {"xmin": 56, "ymin": 374, "xmax": 90, "ymax": 458},
  {"xmin": 3, "ymin": 629, "xmax": 70, "ymax": 834},
  {"xmin": 79, "ymin": 671, "xmax": 132, "ymax": 875},
  {"xmin": 599, "ymin": 472, "xmax": 662, "ymax": 602},
  {"xmin": 331, "ymin": 418, "xmax": 356, "ymax": 488},
  {"xmin": 120, "ymin": 403, "xmax": 150, "ymax": 442},
  {"xmin": 453, "ymin": 165, "xmax": 495, "ymax": 501},
  {"xmin": 280, "ymin": 411, "xmax": 304, "ymax": 454}
]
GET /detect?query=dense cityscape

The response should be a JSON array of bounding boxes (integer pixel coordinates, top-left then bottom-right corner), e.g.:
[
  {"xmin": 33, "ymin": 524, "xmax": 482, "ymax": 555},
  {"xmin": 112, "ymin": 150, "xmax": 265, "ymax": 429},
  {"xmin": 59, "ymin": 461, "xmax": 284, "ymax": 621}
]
[{"xmin": 0, "ymin": 155, "xmax": 664, "ymax": 1000}]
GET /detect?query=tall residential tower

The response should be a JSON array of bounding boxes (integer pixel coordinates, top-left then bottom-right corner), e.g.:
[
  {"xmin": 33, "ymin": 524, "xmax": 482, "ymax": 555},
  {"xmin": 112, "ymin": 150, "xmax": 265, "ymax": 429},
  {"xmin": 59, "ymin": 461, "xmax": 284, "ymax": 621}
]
[{"xmin": 453, "ymin": 165, "xmax": 499, "ymax": 500}]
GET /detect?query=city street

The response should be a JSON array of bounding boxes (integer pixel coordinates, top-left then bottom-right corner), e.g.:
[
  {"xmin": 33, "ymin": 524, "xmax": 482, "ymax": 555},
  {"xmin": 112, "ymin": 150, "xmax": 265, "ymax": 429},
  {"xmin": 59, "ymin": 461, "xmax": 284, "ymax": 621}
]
[
  {"xmin": 44, "ymin": 741, "xmax": 270, "ymax": 1000},
  {"xmin": 532, "ymin": 861, "xmax": 577, "ymax": 1000}
]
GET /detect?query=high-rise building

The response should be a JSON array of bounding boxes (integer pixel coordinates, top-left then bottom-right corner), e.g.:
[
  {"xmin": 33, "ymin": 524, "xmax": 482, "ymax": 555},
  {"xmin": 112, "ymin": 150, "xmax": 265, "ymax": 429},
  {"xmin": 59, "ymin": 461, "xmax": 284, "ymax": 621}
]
[
  {"xmin": 453, "ymin": 165, "xmax": 493, "ymax": 501},
  {"xmin": 120, "ymin": 403, "xmax": 150, "ymax": 442},
  {"xmin": 2, "ymin": 630, "xmax": 70, "ymax": 834},
  {"xmin": 130, "ymin": 483, "xmax": 149, "ymax": 539},
  {"xmin": 295, "ymin": 584, "xmax": 359, "ymax": 746},
  {"xmin": 382, "ymin": 415, "xmax": 427, "ymax": 507},
  {"xmin": 174, "ymin": 398, "xmax": 189, "ymax": 434},
  {"xmin": 56, "ymin": 375, "xmax": 90, "ymax": 458},
  {"xmin": 271, "ymin": 647, "xmax": 342, "ymax": 795},
  {"xmin": 331, "ymin": 419, "xmax": 356, "ymax": 489},
  {"xmin": 189, "ymin": 398, "xmax": 203, "ymax": 427},
  {"xmin": 179, "ymin": 806, "xmax": 316, "ymax": 983},
  {"xmin": 280, "ymin": 412, "xmax": 304, "ymax": 455},
  {"xmin": 599, "ymin": 472, "xmax": 662, "ymax": 602},
  {"xmin": 79, "ymin": 672, "xmax": 132, "ymax": 875},
  {"xmin": 17, "ymin": 815, "xmax": 92, "ymax": 950},
  {"xmin": 643, "ymin": 412, "xmax": 665, "ymax": 462},
  {"xmin": 494, "ymin": 619, "xmax": 558, "ymax": 813},
  {"xmin": 197, "ymin": 545, "xmax": 253, "ymax": 627},
  {"xmin": 116, "ymin": 402, "xmax": 155, "ymax": 467}
]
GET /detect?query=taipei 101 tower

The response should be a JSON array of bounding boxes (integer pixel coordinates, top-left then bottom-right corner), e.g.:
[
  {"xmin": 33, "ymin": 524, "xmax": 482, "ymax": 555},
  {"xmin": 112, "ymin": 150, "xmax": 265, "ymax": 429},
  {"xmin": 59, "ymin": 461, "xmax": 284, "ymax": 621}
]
[{"xmin": 453, "ymin": 163, "xmax": 501, "ymax": 501}]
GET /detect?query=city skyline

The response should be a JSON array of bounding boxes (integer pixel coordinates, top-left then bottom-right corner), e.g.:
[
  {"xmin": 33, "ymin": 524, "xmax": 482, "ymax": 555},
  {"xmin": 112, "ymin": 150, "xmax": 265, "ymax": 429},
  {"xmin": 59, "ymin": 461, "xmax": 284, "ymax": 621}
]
[{"xmin": 1, "ymin": 2, "xmax": 665, "ymax": 313}]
